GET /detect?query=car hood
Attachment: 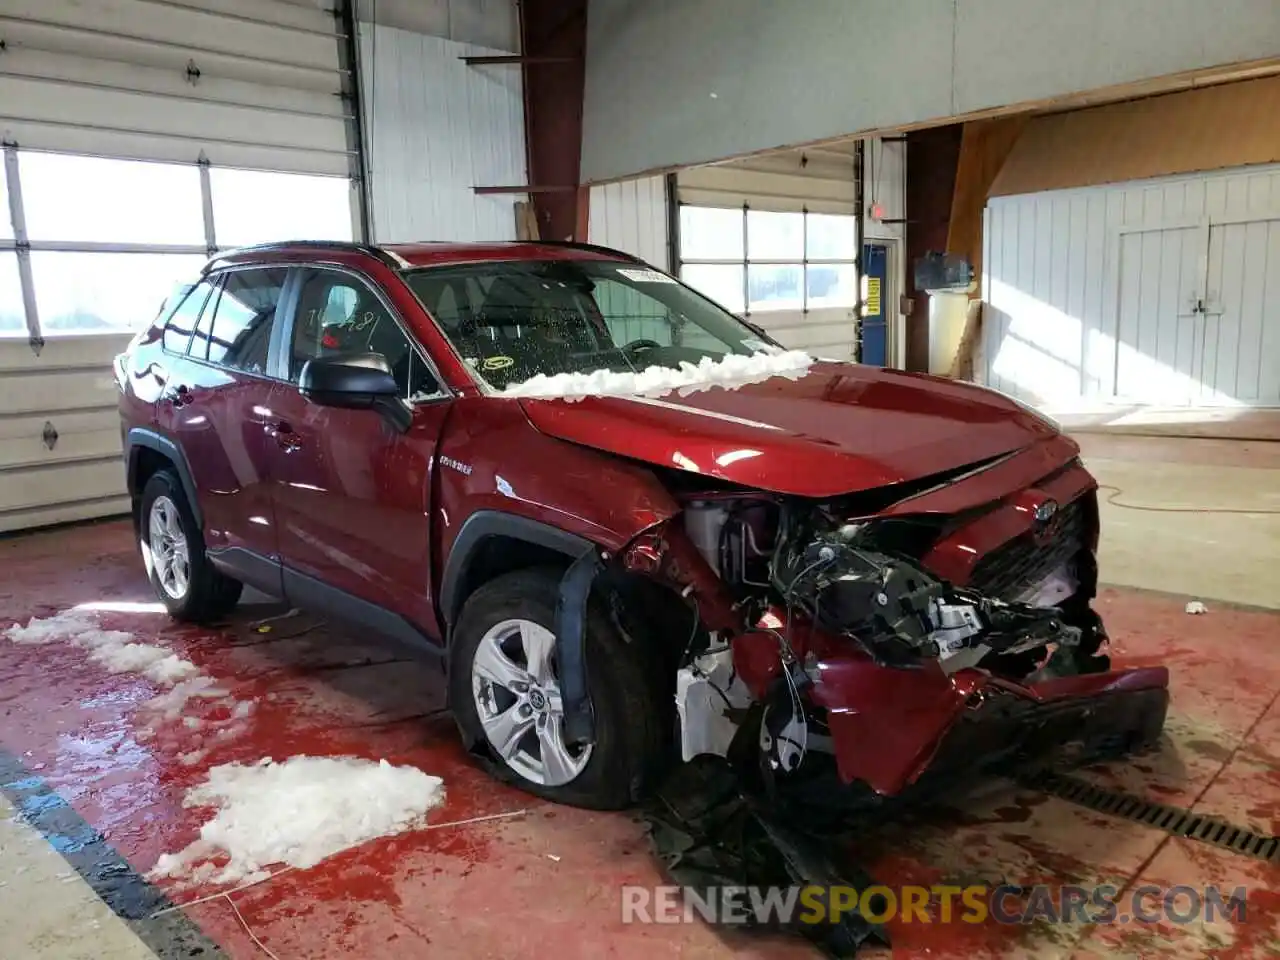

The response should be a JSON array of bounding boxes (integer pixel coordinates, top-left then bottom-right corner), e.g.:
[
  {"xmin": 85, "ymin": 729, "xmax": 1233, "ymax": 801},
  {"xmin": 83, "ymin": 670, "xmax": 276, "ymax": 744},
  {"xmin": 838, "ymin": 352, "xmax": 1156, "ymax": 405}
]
[{"xmin": 516, "ymin": 361, "xmax": 1060, "ymax": 499}]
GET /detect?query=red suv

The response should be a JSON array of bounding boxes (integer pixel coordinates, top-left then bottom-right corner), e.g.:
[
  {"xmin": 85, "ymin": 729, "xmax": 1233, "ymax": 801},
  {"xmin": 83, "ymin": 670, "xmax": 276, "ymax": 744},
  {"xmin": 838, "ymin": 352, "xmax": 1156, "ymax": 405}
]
[{"xmin": 115, "ymin": 241, "xmax": 1167, "ymax": 810}]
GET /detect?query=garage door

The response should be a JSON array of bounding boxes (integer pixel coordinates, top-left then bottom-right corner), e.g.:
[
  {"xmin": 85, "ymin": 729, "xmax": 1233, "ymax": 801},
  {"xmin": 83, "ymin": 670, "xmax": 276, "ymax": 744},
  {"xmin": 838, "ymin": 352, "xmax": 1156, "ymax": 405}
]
[
  {"xmin": 676, "ymin": 145, "xmax": 862, "ymax": 360},
  {"xmin": 0, "ymin": 0, "xmax": 361, "ymax": 533}
]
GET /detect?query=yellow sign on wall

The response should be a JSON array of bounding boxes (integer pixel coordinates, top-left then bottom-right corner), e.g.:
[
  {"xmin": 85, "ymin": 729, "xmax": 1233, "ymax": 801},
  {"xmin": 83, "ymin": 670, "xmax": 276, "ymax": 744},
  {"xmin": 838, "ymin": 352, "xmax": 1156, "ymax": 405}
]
[{"xmin": 865, "ymin": 277, "xmax": 882, "ymax": 316}]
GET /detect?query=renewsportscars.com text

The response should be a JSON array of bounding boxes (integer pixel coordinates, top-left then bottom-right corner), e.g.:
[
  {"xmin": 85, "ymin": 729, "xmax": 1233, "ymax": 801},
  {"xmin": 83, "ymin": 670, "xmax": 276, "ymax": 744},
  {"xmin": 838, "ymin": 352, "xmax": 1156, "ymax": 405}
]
[{"xmin": 621, "ymin": 883, "xmax": 1248, "ymax": 927}]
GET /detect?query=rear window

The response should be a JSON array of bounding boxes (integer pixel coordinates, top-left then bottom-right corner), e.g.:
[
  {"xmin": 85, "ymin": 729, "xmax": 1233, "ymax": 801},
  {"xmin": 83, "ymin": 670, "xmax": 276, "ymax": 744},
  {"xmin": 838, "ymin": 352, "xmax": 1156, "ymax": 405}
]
[{"xmin": 161, "ymin": 277, "xmax": 218, "ymax": 354}]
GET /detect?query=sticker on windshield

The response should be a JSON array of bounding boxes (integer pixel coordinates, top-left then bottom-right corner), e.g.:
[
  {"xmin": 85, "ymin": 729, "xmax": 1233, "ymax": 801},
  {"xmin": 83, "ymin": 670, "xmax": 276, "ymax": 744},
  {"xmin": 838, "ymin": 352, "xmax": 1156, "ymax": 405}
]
[
  {"xmin": 481, "ymin": 355, "xmax": 515, "ymax": 371},
  {"xmin": 616, "ymin": 267, "xmax": 676, "ymax": 284}
]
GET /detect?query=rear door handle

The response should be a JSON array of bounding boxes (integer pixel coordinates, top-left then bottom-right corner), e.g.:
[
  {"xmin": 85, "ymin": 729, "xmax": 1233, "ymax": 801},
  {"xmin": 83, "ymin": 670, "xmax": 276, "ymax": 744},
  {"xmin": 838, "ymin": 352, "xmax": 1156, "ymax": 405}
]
[{"xmin": 267, "ymin": 419, "xmax": 301, "ymax": 451}]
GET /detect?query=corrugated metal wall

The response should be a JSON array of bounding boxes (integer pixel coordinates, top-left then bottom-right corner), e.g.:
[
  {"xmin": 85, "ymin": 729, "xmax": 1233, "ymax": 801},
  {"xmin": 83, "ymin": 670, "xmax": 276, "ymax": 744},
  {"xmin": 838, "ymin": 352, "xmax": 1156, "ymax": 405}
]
[
  {"xmin": 980, "ymin": 163, "xmax": 1280, "ymax": 408},
  {"xmin": 588, "ymin": 176, "xmax": 668, "ymax": 266},
  {"xmin": 585, "ymin": 176, "xmax": 670, "ymax": 344},
  {"xmin": 360, "ymin": 24, "xmax": 526, "ymax": 242}
]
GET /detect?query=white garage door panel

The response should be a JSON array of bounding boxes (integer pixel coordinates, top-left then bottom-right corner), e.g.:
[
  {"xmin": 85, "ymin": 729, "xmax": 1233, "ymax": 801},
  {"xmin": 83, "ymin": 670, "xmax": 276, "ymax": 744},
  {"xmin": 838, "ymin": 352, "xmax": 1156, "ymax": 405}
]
[
  {"xmin": 1, "ymin": 370, "xmax": 119, "ymax": 418},
  {"xmin": 0, "ymin": 47, "xmax": 344, "ymax": 118},
  {"xmin": 0, "ymin": 335, "xmax": 128, "ymax": 372},
  {"xmin": 4, "ymin": 0, "xmax": 342, "ymax": 71},
  {"xmin": 0, "ymin": 411, "xmax": 122, "ymax": 470},
  {"xmin": 0, "ymin": 493, "xmax": 131, "ymax": 534},
  {"xmin": 1, "ymin": 124, "xmax": 351, "ymax": 176},
  {"xmin": 0, "ymin": 460, "xmax": 126, "ymax": 516},
  {"xmin": 0, "ymin": 16, "xmax": 341, "ymax": 95},
  {"xmin": 0, "ymin": 78, "xmax": 348, "ymax": 156}
]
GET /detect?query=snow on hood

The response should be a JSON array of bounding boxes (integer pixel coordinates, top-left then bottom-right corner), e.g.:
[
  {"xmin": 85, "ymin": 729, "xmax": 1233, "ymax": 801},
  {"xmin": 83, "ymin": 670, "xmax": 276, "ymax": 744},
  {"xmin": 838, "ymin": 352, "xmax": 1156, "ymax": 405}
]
[
  {"xmin": 150, "ymin": 756, "xmax": 447, "ymax": 887},
  {"xmin": 498, "ymin": 349, "xmax": 815, "ymax": 402}
]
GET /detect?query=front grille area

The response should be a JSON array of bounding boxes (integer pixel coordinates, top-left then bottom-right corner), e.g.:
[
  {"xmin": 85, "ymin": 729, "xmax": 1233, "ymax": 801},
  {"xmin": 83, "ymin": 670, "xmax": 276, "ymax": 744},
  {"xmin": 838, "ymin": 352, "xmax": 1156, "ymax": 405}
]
[{"xmin": 969, "ymin": 497, "xmax": 1087, "ymax": 600}]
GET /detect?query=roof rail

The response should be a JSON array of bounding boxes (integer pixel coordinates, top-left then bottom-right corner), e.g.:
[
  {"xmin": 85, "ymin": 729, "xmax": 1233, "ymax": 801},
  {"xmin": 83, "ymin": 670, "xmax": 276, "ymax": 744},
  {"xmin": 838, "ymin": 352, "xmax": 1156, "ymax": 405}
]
[{"xmin": 202, "ymin": 240, "xmax": 404, "ymax": 273}]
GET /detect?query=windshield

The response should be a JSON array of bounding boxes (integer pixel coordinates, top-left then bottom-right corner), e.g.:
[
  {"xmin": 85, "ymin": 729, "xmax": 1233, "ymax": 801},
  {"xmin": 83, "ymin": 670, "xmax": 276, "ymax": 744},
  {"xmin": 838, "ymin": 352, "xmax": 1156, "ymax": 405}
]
[{"xmin": 401, "ymin": 259, "xmax": 780, "ymax": 392}]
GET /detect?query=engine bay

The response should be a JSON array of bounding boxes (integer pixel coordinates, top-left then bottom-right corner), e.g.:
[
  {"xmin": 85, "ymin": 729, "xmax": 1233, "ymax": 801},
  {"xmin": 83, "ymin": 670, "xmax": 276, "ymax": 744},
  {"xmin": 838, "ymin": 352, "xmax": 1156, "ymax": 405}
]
[{"xmin": 669, "ymin": 493, "xmax": 1115, "ymax": 778}]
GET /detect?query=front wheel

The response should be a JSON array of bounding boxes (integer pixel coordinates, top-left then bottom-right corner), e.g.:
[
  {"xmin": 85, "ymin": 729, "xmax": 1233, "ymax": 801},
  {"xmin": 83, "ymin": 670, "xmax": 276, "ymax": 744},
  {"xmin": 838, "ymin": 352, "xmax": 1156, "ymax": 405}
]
[
  {"xmin": 140, "ymin": 470, "xmax": 242, "ymax": 622},
  {"xmin": 449, "ymin": 567, "xmax": 668, "ymax": 809}
]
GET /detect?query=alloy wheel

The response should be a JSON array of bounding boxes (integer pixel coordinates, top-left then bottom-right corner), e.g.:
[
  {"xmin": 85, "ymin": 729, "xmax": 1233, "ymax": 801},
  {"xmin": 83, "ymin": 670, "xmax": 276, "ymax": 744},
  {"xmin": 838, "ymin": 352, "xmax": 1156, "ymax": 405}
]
[
  {"xmin": 148, "ymin": 495, "xmax": 191, "ymax": 600},
  {"xmin": 470, "ymin": 618, "xmax": 592, "ymax": 786}
]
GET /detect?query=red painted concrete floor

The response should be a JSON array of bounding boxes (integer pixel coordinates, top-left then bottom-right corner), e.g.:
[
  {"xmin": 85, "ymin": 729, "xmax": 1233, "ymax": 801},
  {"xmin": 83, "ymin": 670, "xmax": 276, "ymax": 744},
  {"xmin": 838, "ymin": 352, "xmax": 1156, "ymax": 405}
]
[{"xmin": 2, "ymin": 519, "xmax": 1279, "ymax": 959}]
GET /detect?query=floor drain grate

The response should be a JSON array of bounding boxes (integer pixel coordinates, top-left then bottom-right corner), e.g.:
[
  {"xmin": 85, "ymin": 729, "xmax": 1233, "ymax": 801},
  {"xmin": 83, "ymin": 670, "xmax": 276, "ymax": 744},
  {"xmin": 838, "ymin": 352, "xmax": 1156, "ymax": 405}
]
[{"xmin": 1019, "ymin": 769, "xmax": 1280, "ymax": 864}]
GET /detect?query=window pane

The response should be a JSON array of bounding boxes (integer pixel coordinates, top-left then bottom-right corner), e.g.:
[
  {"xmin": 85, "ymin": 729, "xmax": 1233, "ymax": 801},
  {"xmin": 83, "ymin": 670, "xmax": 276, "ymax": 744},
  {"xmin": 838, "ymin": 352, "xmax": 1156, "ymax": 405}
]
[
  {"xmin": 593, "ymin": 278, "xmax": 674, "ymax": 348},
  {"xmin": 212, "ymin": 169, "xmax": 353, "ymax": 247},
  {"xmin": 1, "ymin": 254, "xmax": 25, "ymax": 337},
  {"xmin": 163, "ymin": 277, "xmax": 218, "ymax": 354},
  {"xmin": 807, "ymin": 213, "xmax": 856, "ymax": 260},
  {"xmin": 198, "ymin": 269, "xmax": 287, "ymax": 373},
  {"xmin": 748, "ymin": 264, "xmax": 803, "ymax": 312},
  {"xmin": 291, "ymin": 270, "xmax": 436, "ymax": 399},
  {"xmin": 682, "ymin": 263, "xmax": 744, "ymax": 314},
  {"xmin": 806, "ymin": 263, "xmax": 857, "ymax": 309},
  {"xmin": 747, "ymin": 210, "xmax": 803, "ymax": 260},
  {"xmin": 31, "ymin": 252, "xmax": 206, "ymax": 336},
  {"xmin": 679, "ymin": 207, "xmax": 743, "ymax": 261},
  {"xmin": 20, "ymin": 153, "xmax": 203, "ymax": 245}
]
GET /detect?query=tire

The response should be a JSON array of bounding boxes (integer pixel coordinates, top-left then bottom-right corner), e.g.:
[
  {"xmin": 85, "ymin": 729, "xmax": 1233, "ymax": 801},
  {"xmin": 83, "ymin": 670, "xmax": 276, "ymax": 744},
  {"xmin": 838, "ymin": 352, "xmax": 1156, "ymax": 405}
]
[
  {"xmin": 139, "ymin": 470, "xmax": 243, "ymax": 623},
  {"xmin": 449, "ymin": 567, "xmax": 669, "ymax": 809}
]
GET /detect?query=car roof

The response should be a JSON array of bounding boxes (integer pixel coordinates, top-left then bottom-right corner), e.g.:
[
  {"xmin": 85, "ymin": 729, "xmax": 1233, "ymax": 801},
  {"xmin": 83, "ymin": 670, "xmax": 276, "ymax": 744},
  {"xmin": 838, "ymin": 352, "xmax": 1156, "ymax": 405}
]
[{"xmin": 206, "ymin": 240, "xmax": 642, "ymax": 273}]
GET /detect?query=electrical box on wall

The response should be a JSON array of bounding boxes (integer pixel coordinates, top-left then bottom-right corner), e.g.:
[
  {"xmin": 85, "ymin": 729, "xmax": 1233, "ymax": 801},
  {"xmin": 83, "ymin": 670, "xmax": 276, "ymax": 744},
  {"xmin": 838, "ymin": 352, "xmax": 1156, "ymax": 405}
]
[{"xmin": 913, "ymin": 252, "xmax": 972, "ymax": 293}]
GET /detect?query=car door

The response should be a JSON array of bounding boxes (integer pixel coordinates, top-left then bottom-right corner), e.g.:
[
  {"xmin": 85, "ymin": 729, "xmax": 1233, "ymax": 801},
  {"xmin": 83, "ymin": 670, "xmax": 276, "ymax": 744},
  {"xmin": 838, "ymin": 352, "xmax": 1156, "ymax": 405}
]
[
  {"xmin": 263, "ymin": 265, "xmax": 453, "ymax": 640},
  {"xmin": 158, "ymin": 267, "xmax": 288, "ymax": 585}
]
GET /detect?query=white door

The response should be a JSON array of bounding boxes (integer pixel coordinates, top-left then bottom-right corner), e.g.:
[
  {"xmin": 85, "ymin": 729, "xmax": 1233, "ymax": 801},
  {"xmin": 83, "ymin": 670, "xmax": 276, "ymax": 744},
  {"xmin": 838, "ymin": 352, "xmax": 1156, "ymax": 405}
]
[
  {"xmin": 1203, "ymin": 219, "xmax": 1280, "ymax": 406},
  {"xmin": 1113, "ymin": 226, "xmax": 1206, "ymax": 405}
]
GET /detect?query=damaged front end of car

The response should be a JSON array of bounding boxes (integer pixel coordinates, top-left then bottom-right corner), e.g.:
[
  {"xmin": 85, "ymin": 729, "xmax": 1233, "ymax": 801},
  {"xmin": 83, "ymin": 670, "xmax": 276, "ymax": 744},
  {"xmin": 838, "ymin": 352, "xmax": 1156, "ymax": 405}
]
[{"xmin": 558, "ymin": 454, "xmax": 1170, "ymax": 955}]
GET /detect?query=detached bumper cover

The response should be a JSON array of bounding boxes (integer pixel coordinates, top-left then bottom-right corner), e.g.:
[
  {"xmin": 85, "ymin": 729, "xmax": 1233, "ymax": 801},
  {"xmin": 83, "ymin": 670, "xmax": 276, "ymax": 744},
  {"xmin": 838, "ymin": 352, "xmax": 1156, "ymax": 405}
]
[{"xmin": 811, "ymin": 658, "xmax": 1170, "ymax": 796}]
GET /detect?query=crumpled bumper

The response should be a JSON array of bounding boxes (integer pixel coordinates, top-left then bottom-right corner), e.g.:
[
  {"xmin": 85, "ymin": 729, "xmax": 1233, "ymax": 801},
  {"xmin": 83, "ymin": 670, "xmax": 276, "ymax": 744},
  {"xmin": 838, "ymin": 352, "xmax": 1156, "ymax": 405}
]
[{"xmin": 807, "ymin": 654, "xmax": 1170, "ymax": 796}]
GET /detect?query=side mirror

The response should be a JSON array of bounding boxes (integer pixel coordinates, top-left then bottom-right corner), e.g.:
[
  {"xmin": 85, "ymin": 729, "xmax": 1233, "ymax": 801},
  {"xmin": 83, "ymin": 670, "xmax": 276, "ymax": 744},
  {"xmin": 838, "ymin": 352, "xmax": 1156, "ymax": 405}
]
[{"xmin": 299, "ymin": 352, "xmax": 411, "ymax": 432}]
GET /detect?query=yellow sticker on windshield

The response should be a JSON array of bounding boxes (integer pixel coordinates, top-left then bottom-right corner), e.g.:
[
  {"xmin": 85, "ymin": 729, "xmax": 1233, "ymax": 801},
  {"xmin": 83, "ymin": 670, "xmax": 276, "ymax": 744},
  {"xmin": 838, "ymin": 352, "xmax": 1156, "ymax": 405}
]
[{"xmin": 482, "ymin": 355, "xmax": 515, "ymax": 371}]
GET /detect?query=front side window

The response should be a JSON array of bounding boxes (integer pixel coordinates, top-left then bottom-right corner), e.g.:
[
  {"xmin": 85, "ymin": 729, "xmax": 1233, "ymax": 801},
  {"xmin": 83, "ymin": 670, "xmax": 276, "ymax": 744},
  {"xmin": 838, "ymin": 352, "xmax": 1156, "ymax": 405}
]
[
  {"xmin": 290, "ymin": 269, "xmax": 440, "ymax": 401},
  {"xmin": 402, "ymin": 259, "xmax": 771, "ymax": 392},
  {"xmin": 190, "ymin": 268, "xmax": 287, "ymax": 374}
]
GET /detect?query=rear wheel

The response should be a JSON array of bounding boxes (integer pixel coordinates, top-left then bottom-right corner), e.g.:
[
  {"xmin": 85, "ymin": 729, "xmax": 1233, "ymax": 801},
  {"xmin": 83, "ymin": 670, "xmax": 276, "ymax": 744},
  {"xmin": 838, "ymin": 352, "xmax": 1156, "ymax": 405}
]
[
  {"xmin": 449, "ymin": 567, "xmax": 668, "ymax": 809},
  {"xmin": 140, "ymin": 470, "xmax": 242, "ymax": 622}
]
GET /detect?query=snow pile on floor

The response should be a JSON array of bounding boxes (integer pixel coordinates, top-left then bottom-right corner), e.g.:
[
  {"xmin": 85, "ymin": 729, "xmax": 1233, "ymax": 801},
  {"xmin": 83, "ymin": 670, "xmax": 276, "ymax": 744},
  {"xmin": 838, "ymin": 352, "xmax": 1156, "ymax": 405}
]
[
  {"xmin": 144, "ymin": 676, "xmax": 229, "ymax": 719},
  {"xmin": 499, "ymin": 349, "xmax": 816, "ymax": 402},
  {"xmin": 150, "ymin": 756, "xmax": 447, "ymax": 887},
  {"xmin": 3, "ymin": 611, "xmax": 199, "ymax": 686}
]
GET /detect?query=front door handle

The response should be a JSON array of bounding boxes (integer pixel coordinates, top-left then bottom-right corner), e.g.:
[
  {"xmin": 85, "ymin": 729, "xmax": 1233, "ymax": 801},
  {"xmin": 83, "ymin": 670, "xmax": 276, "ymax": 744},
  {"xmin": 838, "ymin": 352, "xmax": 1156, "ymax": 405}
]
[
  {"xmin": 267, "ymin": 420, "xmax": 301, "ymax": 452},
  {"xmin": 170, "ymin": 384, "xmax": 193, "ymax": 407}
]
